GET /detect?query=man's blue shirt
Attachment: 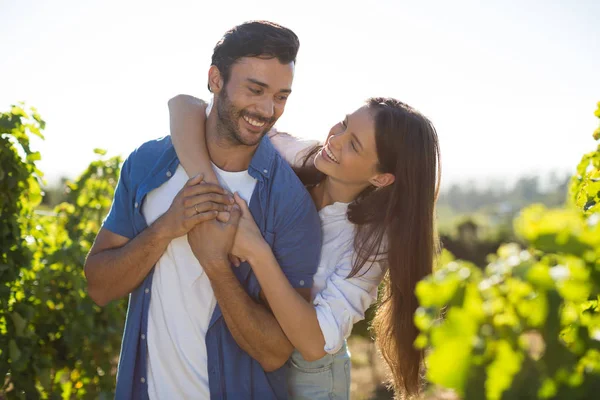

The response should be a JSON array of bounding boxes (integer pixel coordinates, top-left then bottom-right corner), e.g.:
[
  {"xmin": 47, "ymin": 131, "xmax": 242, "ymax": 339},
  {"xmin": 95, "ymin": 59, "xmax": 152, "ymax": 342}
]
[{"xmin": 102, "ymin": 135, "xmax": 322, "ymax": 399}]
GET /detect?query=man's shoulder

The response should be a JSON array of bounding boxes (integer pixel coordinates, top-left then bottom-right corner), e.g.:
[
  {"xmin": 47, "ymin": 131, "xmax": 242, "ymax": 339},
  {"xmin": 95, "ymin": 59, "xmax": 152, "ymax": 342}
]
[
  {"xmin": 127, "ymin": 135, "xmax": 173, "ymax": 165},
  {"xmin": 253, "ymin": 135, "xmax": 316, "ymax": 218},
  {"xmin": 120, "ymin": 135, "xmax": 175, "ymax": 180},
  {"xmin": 269, "ymin": 153, "xmax": 310, "ymax": 201},
  {"xmin": 267, "ymin": 154, "xmax": 320, "ymax": 227},
  {"xmin": 115, "ymin": 136, "xmax": 176, "ymax": 192}
]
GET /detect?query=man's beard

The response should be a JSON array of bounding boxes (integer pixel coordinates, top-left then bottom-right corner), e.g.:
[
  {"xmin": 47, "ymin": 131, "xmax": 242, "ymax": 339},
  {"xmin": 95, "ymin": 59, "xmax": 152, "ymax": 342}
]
[{"xmin": 215, "ymin": 89, "xmax": 275, "ymax": 146}]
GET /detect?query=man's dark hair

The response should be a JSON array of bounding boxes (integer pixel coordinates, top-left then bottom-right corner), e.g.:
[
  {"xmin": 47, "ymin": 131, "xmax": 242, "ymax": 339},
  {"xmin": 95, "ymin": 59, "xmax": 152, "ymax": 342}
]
[{"xmin": 208, "ymin": 21, "xmax": 300, "ymax": 92}]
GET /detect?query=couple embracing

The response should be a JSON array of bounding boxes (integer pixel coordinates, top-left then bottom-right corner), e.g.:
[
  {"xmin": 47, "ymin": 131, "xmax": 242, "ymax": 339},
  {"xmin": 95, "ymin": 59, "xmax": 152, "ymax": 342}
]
[{"xmin": 85, "ymin": 20, "xmax": 441, "ymax": 400}]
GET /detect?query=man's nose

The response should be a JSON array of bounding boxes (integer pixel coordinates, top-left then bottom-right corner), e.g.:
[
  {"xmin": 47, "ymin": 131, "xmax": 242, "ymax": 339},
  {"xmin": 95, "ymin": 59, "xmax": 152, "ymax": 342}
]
[{"xmin": 255, "ymin": 98, "xmax": 275, "ymax": 119}]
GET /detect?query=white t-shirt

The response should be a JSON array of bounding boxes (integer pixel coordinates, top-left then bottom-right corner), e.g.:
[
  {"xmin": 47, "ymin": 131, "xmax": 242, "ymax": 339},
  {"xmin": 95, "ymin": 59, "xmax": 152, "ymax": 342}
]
[
  {"xmin": 269, "ymin": 132, "xmax": 385, "ymax": 354},
  {"xmin": 142, "ymin": 163, "xmax": 256, "ymax": 399}
]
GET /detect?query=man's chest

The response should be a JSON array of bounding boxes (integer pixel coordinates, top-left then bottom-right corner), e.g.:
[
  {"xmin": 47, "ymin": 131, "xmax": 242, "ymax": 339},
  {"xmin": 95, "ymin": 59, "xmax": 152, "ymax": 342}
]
[
  {"xmin": 142, "ymin": 166, "xmax": 187, "ymax": 226},
  {"xmin": 142, "ymin": 164, "xmax": 257, "ymax": 224},
  {"xmin": 140, "ymin": 164, "xmax": 261, "ymax": 301}
]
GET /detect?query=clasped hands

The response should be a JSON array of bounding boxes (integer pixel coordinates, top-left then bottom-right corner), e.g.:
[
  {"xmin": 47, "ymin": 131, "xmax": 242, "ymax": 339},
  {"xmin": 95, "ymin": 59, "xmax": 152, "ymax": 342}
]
[{"xmin": 157, "ymin": 174, "xmax": 264, "ymax": 272}]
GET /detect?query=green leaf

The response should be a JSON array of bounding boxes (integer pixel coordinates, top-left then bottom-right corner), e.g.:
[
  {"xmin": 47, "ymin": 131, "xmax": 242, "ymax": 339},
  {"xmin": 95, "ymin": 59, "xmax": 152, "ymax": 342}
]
[
  {"xmin": 538, "ymin": 378, "xmax": 557, "ymax": 399},
  {"xmin": 26, "ymin": 151, "xmax": 41, "ymax": 162},
  {"xmin": 416, "ymin": 267, "xmax": 463, "ymax": 308},
  {"xmin": 9, "ymin": 339, "xmax": 22, "ymax": 362},
  {"xmin": 485, "ymin": 340, "xmax": 523, "ymax": 400},
  {"xmin": 38, "ymin": 367, "xmax": 52, "ymax": 391},
  {"xmin": 414, "ymin": 333, "xmax": 428, "ymax": 349},
  {"xmin": 426, "ymin": 308, "xmax": 477, "ymax": 395},
  {"xmin": 11, "ymin": 312, "xmax": 26, "ymax": 336},
  {"xmin": 11, "ymin": 104, "xmax": 28, "ymax": 118},
  {"xmin": 93, "ymin": 148, "xmax": 107, "ymax": 156}
]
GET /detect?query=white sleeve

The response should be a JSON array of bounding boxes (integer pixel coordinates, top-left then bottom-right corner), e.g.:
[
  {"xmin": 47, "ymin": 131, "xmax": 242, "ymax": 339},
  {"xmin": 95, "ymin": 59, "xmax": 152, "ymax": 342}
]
[
  {"xmin": 313, "ymin": 246, "xmax": 385, "ymax": 354},
  {"xmin": 268, "ymin": 129, "xmax": 320, "ymax": 168}
]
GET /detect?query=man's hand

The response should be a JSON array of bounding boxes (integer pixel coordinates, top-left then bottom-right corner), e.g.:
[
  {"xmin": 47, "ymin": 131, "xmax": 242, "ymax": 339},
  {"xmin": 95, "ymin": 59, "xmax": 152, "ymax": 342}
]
[
  {"xmin": 187, "ymin": 205, "xmax": 242, "ymax": 271},
  {"xmin": 156, "ymin": 174, "xmax": 234, "ymax": 240}
]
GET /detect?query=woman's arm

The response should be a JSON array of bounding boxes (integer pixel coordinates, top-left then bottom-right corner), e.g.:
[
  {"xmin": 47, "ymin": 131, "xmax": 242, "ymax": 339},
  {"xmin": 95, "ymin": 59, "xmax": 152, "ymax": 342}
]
[
  {"xmin": 268, "ymin": 130, "xmax": 320, "ymax": 167},
  {"xmin": 254, "ymin": 242, "xmax": 382, "ymax": 360},
  {"xmin": 250, "ymin": 240, "xmax": 327, "ymax": 361},
  {"xmin": 168, "ymin": 94, "xmax": 219, "ymax": 185},
  {"xmin": 232, "ymin": 194, "xmax": 383, "ymax": 361},
  {"xmin": 169, "ymin": 94, "xmax": 318, "ymax": 176}
]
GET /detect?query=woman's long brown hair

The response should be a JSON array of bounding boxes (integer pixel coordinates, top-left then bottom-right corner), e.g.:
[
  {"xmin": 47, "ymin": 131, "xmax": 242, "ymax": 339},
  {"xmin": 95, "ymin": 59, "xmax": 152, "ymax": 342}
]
[{"xmin": 293, "ymin": 98, "xmax": 441, "ymax": 398}]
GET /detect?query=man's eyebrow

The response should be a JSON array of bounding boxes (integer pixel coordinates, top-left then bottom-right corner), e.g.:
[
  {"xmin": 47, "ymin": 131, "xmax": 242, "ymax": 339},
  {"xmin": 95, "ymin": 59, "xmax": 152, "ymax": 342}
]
[
  {"xmin": 247, "ymin": 78, "xmax": 268, "ymax": 88},
  {"xmin": 247, "ymin": 78, "xmax": 292, "ymax": 94}
]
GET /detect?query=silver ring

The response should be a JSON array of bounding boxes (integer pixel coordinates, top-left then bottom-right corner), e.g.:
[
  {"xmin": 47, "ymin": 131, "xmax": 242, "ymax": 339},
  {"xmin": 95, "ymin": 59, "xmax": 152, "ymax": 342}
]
[{"xmin": 194, "ymin": 204, "xmax": 199, "ymax": 214}]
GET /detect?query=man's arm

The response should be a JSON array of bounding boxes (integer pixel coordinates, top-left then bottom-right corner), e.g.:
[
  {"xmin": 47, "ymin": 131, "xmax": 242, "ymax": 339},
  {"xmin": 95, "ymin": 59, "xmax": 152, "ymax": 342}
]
[
  {"xmin": 85, "ymin": 226, "xmax": 170, "ymax": 306},
  {"xmin": 85, "ymin": 174, "xmax": 232, "ymax": 306},
  {"xmin": 188, "ymin": 189, "xmax": 322, "ymax": 371},
  {"xmin": 200, "ymin": 258, "xmax": 311, "ymax": 371}
]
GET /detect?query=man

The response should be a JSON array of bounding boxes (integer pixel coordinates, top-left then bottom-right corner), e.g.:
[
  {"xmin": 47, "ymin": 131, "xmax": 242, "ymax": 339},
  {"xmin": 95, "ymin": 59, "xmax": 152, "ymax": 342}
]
[{"xmin": 84, "ymin": 21, "xmax": 322, "ymax": 399}]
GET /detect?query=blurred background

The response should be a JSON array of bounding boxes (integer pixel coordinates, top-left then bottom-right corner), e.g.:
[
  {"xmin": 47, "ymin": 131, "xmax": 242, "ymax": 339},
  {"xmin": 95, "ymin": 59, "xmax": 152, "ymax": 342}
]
[
  {"xmin": 1, "ymin": 0, "xmax": 599, "ymax": 399},
  {"xmin": 2, "ymin": 0, "xmax": 599, "ymax": 187}
]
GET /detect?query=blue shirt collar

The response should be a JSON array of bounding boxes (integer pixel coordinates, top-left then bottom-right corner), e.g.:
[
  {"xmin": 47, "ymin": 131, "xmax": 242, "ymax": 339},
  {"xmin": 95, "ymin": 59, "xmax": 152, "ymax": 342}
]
[
  {"xmin": 150, "ymin": 134, "xmax": 276, "ymax": 186},
  {"xmin": 247, "ymin": 134, "xmax": 276, "ymax": 181}
]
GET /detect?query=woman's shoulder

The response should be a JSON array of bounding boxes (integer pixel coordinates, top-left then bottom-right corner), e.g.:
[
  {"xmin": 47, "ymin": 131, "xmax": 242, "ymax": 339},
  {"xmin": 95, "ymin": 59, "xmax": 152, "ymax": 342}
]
[{"xmin": 268, "ymin": 129, "xmax": 320, "ymax": 167}]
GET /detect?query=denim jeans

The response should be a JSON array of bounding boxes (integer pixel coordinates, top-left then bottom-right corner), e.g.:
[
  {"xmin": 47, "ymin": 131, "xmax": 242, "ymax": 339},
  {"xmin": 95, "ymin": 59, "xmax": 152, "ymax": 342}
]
[{"xmin": 286, "ymin": 341, "xmax": 351, "ymax": 400}]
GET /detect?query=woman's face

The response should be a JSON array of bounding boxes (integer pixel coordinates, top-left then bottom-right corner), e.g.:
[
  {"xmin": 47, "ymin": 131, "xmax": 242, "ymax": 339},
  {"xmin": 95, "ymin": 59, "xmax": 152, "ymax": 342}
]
[{"xmin": 314, "ymin": 106, "xmax": 382, "ymax": 187}]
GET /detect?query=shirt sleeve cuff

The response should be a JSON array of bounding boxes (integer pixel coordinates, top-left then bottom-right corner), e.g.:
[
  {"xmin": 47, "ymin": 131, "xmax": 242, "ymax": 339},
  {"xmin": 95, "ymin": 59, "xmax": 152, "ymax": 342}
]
[
  {"xmin": 102, "ymin": 215, "xmax": 134, "ymax": 240},
  {"xmin": 314, "ymin": 295, "xmax": 350, "ymax": 354}
]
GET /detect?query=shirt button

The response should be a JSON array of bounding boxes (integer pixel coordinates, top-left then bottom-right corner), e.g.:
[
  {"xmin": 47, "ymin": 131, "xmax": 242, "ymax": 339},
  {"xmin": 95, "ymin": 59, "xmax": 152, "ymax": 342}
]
[
  {"xmin": 140, "ymin": 377, "xmax": 146, "ymax": 383},
  {"xmin": 263, "ymin": 169, "xmax": 268, "ymax": 174},
  {"xmin": 166, "ymin": 171, "xmax": 172, "ymax": 177},
  {"xmin": 145, "ymin": 288, "xmax": 150, "ymax": 294},
  {"xmin": 299, "ymin": 280, "xmax": 305, "ymax": 286},
  {"xmin": 134, "ymin": 202, "xmax": 139, "ymax": 208},
  {"xmin": 141, "ymin": 334, "xmax": 146, "ymax": 340}
]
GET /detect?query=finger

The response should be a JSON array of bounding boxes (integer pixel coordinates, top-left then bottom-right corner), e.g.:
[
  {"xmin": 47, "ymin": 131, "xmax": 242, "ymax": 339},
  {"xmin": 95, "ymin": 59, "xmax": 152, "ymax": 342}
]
[
  {"xmin": 185, "ymin": 173, "xmax": 204, "ymax": 187},
  {"xmin": 184, "ymin": 182, "xmax": 229, "ymax": 197},
  {"xmin": 185, "ymin": 193, "xmax": 234, "ymax": 208},
  {"xmin": 191, "ymin": 210, "xmax": 218, "ymax": 224},
  {"xmin": 216, "ymin": 211, "xmax": 231, "ymax": 223},
  {"xmin": 185, "ymin": 199, "xmax": 230, "ymax": 214},
  {"xmin": 229, "ymin": 254, "xmax": 241, "ymax": 267},
  {"xmin": 186, "ymin": 202, "xmax": 230, "ymax": 217},
  {"xmin": 233, "ymin": 192, "xmax": 250, "ymax": 213},
  {"xmin": 226, "ymin": 204, "xmax": 242, "ymax": 228}
]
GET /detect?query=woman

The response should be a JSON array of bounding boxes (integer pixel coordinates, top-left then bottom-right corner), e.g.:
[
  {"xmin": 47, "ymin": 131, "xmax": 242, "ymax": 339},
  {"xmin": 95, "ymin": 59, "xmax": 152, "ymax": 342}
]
[{"xmin": 168, "ymin": 95, "xmax": 441, "ymax": 399}]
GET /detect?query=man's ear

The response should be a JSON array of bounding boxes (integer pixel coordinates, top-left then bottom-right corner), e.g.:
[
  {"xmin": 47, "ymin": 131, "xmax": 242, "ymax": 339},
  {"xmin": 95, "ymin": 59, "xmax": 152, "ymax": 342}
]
[
  {"xmin": 208, "ymin": 66, "xmax": 224, "ymax": 94},
  {"xmin": 369, "ymin": 172, "xmax": 395, "ymax": 189}
]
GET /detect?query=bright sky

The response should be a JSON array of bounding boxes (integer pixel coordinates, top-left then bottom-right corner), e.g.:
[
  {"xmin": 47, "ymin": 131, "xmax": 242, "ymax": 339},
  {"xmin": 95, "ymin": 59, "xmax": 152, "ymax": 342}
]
[{"xmin": 1, "ymin": 0, "xmax": 599, "ymax": 189}]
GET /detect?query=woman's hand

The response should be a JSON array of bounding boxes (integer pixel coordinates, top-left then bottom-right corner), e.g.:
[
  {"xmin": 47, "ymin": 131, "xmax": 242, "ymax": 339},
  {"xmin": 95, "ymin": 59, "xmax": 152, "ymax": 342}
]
[{"xmin": 230, "ymin": 193, "xmax": 269, "ymax": 266}]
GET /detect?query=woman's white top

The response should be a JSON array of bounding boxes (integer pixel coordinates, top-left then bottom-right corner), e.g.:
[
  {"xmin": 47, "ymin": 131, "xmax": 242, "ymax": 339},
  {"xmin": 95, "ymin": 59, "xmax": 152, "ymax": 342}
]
[{"xmin": 269, "ymin": 132, "xmax": 385, "ymax": 354}]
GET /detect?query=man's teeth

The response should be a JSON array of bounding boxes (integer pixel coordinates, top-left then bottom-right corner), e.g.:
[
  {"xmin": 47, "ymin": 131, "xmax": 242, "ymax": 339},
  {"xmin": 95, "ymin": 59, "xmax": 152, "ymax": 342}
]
[
  {"xmin": 243, "ymin": 116, "xmax": 265, "ymax": 127},
  {"xmin": 325, "ymin": 146, "xmax": 339, "ymax": 163}
]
